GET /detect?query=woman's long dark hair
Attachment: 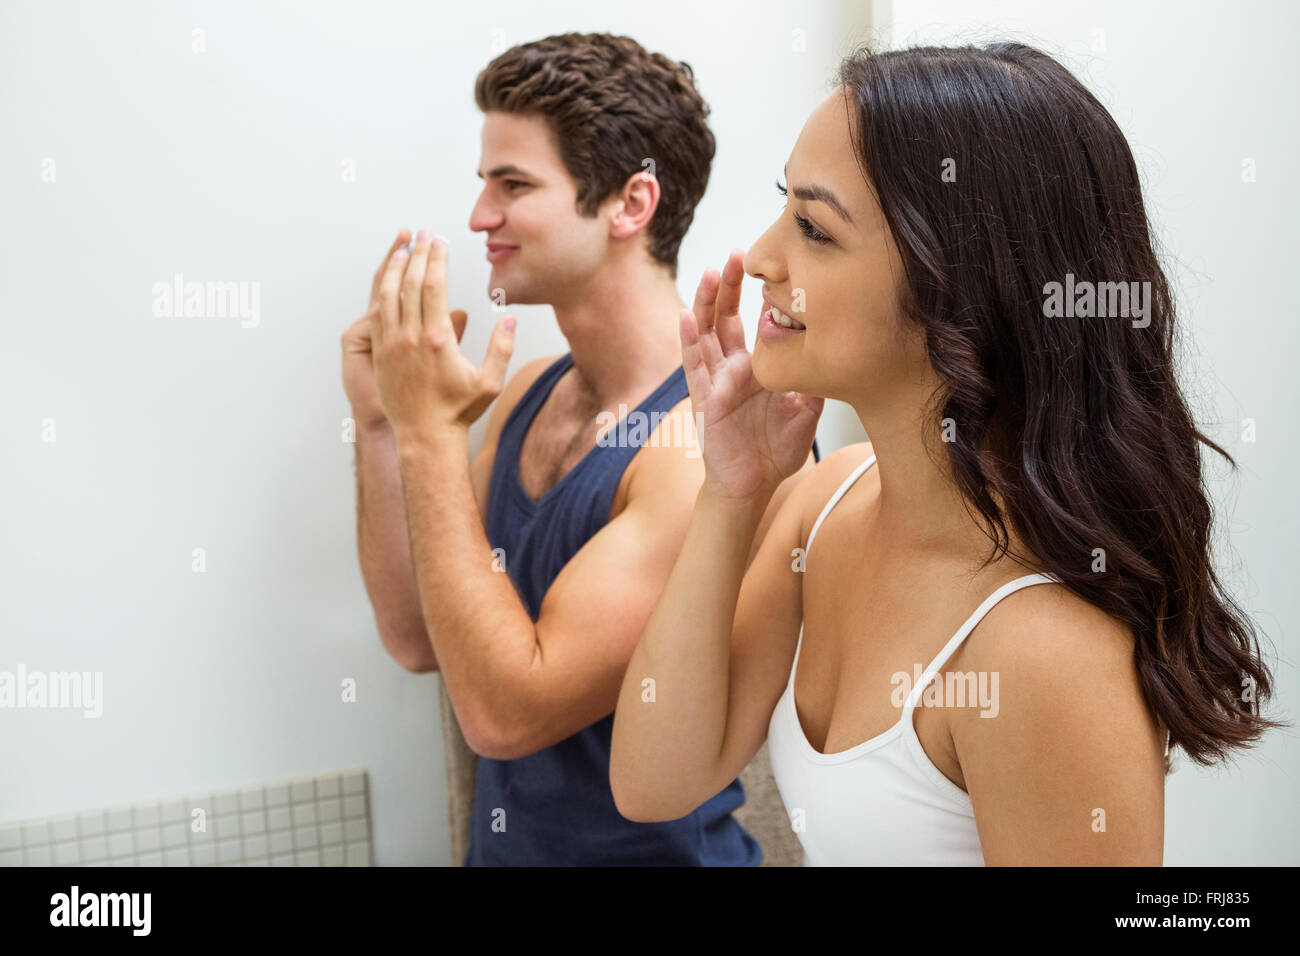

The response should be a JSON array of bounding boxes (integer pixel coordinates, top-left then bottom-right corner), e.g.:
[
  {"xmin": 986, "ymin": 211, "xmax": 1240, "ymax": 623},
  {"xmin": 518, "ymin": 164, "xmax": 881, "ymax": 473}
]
[{"xmin": 837, "ymin": 42, "xmax": 1283, "ymax": 769}]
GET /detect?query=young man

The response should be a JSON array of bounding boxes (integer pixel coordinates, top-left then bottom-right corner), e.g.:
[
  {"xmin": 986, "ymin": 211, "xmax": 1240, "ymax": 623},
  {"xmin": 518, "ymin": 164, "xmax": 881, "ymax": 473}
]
[{"xmin": 340, "ymin": 33, "xmax": 818, "ymax": 865}]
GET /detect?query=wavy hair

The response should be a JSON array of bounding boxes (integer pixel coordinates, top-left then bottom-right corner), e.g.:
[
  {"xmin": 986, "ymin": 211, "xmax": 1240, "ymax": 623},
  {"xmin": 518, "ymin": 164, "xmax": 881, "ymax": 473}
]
[
  {"xmin": 836, "ymin": 42, "xmax": 1283, "ymax": 769},
  {"xmin": 475, "ymin": 32, "xmax": 715, "ymax": 275}
]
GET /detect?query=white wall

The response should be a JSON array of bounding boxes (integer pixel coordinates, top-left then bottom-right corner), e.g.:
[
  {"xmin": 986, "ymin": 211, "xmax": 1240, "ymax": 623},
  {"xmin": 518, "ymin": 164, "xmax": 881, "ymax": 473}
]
[
  {"xmin": 5, "ymin": 0, "xmax": 1293, "ymax": 867},
  {"xmin": 878, "ymin": 0, "xmax": 1300, "ymax": 864},
  {"xmin": 0, "ymin": 0, "xmax": 871, "ymax": 865}
]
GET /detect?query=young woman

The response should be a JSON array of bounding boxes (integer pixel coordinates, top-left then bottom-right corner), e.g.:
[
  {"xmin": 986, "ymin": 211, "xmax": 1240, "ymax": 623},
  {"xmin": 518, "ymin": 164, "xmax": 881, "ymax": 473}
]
[{"xmin": 608, "ymin": 42, "xmax": 1282, "ymax": 865}]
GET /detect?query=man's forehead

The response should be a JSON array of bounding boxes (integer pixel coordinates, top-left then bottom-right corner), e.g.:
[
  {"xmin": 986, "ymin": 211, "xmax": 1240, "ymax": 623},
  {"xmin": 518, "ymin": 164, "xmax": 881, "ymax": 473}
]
[
  {"xmin": 481, "ymin": 112, "xmax": 556, "ymax": 151},
  {"xmin": 478, "ymin": 113, "xmax": 564, "ymax": 178}
]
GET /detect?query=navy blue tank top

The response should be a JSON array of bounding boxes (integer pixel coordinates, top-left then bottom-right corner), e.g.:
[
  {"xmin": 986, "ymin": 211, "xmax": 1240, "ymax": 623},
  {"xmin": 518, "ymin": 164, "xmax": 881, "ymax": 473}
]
[{"xmin": 465, "ymin": 352, "xmax": 821, "ymax": 866}]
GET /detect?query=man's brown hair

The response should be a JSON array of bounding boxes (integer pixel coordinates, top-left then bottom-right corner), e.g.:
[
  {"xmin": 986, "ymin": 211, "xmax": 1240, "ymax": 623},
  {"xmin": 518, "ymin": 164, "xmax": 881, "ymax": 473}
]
[{"xmin": 475, "ymin": 32, "xmax": 715, "ymax": 275}]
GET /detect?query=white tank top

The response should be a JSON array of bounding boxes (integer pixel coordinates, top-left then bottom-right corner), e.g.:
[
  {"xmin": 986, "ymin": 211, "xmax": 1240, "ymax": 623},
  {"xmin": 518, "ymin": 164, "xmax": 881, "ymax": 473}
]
[{"xmin": 766, "ymin": 454, "xmax": 1059, "ymax": 866}]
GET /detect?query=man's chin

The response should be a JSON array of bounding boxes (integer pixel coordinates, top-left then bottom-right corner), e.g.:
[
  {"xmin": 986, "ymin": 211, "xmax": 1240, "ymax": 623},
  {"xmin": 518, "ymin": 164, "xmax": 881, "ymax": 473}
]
[{"xmin": 487, "ymin": 280, "xmax": 545, "ymax": 307}]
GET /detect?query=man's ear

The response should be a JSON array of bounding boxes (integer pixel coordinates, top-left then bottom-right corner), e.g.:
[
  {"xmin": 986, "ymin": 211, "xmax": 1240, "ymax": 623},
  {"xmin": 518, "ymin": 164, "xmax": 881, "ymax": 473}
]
[{"xmin": 608, "ymin": 168, "xmax": 661, "ymax": 241}]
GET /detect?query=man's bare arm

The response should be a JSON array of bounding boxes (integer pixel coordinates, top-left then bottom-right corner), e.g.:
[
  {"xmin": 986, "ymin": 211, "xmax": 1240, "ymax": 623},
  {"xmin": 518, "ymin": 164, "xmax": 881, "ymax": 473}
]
[
  {"xmin": 355, "ymin": 420, "xmax": 435, "ymax": 672},
  {"xmin": 395, "ymin": 393, "xmax": 807, "ymax": 760},
  {"xmin": 353, "ymin": 354, "xmax": 558, "ymax": 674}
]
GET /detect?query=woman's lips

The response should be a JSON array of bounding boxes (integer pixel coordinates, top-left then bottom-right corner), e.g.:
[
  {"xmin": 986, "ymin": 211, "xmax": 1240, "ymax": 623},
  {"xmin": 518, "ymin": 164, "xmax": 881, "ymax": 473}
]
[{"xmin": 756, "ymin": 301, "xmax": 806, "ymax": 342}]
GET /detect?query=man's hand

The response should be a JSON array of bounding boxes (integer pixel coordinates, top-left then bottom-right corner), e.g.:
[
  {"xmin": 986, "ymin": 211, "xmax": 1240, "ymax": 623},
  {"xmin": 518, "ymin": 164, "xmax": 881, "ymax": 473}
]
[
  {"xmin": 342, "ymin": 229, "xmax": 411, "ymax": 430},
  {"xmin": 371, "ymin": 229, "xmax": 516, "ymax": 441}
]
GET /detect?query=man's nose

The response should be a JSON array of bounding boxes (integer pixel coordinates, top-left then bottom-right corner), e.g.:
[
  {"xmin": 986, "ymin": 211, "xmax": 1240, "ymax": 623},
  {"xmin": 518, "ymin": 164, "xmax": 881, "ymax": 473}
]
[{"xmin": 469, "ymin": 191, "xmax": 503, "ymax": 233}]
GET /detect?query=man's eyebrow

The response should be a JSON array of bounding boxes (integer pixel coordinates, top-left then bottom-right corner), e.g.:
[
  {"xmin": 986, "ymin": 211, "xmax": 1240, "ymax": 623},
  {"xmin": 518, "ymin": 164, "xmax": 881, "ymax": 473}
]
[
  {"xmin": 783, "ymin": 163, "xmax": 854, "ymax": 224},
  {"xmin": 477, "ymin": 164, "xmax": 536, "ymax": 180}
]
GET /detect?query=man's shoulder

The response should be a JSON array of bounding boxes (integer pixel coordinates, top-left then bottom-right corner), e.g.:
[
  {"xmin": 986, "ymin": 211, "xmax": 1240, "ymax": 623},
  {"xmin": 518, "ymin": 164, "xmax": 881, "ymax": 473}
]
[{"xmin": 621, "ymin": 393, "xmax": 705, "ymax": 498}]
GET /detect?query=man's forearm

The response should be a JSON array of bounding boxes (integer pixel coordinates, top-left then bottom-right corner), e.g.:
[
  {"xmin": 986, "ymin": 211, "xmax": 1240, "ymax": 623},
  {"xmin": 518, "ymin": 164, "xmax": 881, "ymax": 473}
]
[
  {"xmin": 354, "ymin": 420, "xmax": 439, "ymax": 672},
  {"xmin": 395, "ymin": 425, "xmax": 537, "ymax": 748}
]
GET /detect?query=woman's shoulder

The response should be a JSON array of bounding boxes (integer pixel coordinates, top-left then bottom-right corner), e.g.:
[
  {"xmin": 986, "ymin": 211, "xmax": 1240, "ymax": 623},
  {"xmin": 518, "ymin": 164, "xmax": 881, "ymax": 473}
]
[
  {"xmin": 790, "ymin": 440, "xmax": 877, "ymax": 542},
  {"xmin": 953, "ymin": 574, "xmax": 1152, "ymax": 744},
  {"xmin": 968, "ymin": 574, "xmax": 1136, "ymax": 666}
]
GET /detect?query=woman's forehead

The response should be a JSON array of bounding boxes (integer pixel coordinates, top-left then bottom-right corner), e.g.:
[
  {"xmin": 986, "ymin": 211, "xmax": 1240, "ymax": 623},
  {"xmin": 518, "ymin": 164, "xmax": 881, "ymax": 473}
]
[{"xmin": 788, "ymin": 91, "xmax": 878, "ymax": 227}]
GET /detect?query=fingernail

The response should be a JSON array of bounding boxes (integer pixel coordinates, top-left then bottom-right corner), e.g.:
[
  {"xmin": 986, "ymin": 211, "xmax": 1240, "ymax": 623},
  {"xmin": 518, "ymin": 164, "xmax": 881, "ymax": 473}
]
[
  {"xmin": 431, "ymin": 235, "xmax": 448, "ymax": 249},
  {"xmin": 416, "ymin": 229, "xmax": 431, "ymax": 243},
  {"xmin": 503, "ymin": 316, "xmax": 516, "ymax": 333}
]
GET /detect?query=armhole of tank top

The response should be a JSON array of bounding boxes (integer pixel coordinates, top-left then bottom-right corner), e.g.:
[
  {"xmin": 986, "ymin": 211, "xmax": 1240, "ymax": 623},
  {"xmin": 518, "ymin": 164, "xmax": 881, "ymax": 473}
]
[
  {"xmin": 595, "ymin": 366, "xmax": 691, "ymax": 526},
  {"xmin": 896, "ymin": 572, "xmax": 1064, "ymax": 810},
  {"xmin": 901, "ymin": 573, "xmax": 1060, "ymax": 714}
]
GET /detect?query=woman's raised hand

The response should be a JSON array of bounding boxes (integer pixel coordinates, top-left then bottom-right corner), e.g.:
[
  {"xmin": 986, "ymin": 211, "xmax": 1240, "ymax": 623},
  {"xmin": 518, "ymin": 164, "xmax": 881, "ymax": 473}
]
[{"xmin": 680, "ymin": 249, "xmax": 823, "ymax": 500}]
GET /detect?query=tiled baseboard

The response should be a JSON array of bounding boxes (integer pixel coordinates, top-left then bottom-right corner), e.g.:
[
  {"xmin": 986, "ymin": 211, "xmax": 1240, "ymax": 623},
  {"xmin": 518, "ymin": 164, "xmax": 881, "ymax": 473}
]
[{"xmin": 0, "ymin": 769, "xmax": 372, "ymax": 866}]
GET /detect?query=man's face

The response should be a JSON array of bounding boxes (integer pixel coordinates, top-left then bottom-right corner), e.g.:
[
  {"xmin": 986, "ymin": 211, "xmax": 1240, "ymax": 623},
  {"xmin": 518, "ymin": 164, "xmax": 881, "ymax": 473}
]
[{"xmin": 469, "ymin": 111, "xmax": 610, "ymax": 307}]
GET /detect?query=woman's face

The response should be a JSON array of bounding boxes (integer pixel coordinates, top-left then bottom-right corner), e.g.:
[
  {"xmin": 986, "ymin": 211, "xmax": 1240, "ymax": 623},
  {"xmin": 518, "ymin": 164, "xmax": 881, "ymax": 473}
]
[{"xmin": 744, "ymin": 89, "xmax": 929, "ymax": 408}]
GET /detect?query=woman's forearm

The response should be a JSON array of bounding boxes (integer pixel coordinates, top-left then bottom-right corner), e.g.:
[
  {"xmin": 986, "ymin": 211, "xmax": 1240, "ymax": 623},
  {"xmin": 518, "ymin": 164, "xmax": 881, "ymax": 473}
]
[{"xmin": 610, "ymin": 479, "xmax": 774, "ymax": 820}]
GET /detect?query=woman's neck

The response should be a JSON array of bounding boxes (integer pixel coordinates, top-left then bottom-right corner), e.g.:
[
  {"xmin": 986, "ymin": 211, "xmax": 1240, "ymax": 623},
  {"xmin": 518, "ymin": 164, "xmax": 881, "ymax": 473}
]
[{"xmin": 847, "ymin": 393, "xmax": 1014, "ymax": 566}]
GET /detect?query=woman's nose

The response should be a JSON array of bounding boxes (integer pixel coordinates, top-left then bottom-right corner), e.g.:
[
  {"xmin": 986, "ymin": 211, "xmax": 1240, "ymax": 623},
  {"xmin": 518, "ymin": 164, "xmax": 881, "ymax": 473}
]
[{"xmin": 743, "ymin": 218, "xmax": 783, "ymax": 282}]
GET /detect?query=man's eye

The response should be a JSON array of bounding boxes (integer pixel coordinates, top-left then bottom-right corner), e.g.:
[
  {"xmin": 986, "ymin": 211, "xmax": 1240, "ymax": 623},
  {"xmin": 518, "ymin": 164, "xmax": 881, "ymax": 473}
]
[{"xmin": 505, "ymin": 180, "xmax": 529, "ymax": 192}]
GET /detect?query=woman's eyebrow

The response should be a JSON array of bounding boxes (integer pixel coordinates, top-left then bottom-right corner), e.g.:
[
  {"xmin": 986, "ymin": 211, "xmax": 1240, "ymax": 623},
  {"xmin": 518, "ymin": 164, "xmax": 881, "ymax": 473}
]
[{"xmin": 784, "ymin": 163, "xmax": 854, "ymax": 224}]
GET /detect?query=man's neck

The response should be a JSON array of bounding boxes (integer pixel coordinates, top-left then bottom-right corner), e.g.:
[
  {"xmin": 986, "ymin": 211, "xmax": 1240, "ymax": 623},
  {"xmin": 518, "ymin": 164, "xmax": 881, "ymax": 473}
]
[{"xmin": 551, "ymin": 259, "xmax": 687, "ymax": 406}]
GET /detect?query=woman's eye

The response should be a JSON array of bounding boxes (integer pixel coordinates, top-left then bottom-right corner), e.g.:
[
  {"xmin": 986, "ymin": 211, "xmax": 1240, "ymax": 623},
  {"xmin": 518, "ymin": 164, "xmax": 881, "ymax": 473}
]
[
  {"xmin": 793, "ymin": 212, "xmax": 831, "ymax": 244},
  {"xmin": 778, "ymin": 179, "xmax": 830, "ymax": 244}
]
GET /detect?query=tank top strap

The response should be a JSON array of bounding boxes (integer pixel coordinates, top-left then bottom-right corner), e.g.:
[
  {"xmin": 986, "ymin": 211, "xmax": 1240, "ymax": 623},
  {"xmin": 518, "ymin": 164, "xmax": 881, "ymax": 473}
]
[
  {"xmin": 805, "ymin": 454, "xmax": 877, "ymax": 554},
  {"xmin": 902, "ymin": 572, "xmax": 1059, "ymax": 712},
  {"xmin": 496, "ymin": 352, "xmax": 574, "ymax": 462}
]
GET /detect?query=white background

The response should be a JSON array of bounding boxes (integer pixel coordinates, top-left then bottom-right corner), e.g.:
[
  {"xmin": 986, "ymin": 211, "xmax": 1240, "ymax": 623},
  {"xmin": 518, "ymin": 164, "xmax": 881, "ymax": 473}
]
[{"xmin": 1, "ymin": 0, "xmax": 1295, "ymax": 865}]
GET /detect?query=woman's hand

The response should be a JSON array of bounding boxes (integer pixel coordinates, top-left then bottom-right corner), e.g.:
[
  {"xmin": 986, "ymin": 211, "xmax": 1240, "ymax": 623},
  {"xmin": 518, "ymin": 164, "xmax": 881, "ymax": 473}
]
[{"xmin": 680, "ymin": 249, "xmax": 823, "ymax": 500}]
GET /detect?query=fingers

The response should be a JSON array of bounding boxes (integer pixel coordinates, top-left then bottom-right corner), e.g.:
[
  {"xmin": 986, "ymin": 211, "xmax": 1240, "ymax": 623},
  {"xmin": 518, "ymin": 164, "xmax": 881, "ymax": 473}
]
[
  {"xmin": 421, "ymin": 236, "xmax": 455, "ymax": 342},
  {"xmin": 690, "ymin": 268, "xmax": 725, "ymax": 372},
  {"xmin": 714, "ymin": 249, "xmax": 745, "ymax": 323},
  {"xmin": 365, "ymin": 303, "xmax": 382, "ymax": 349},
  {"xmin": 714, "ymin": 249, "xmax": 749, "ymax": 356},
  {"xmin": 679, "ymin": 308, "xmax": 712, "ymax": 402},
  {"xmin": 479, "ymin": 315, "xmax": 516, "ymax": 398},
  {"xmin": 370, "ymin": 229, "xmax": 411, "ymax": 308},
  {"xmin": 376, "ymin": 243, "xmax": 409, "ymax": 345},
  {"xmin": 341, "ymin": 313, "xmax": 374, "ymax": 353},
  {"xmin": 692, "ymin": 267, "xmax": 719, "ymax": 334},
  {"xmin": 450, "ymin": 309, "xmax": 468, "ymax": 343},
  {"xmin": 401, "ymin": 230, "xmax": 434, "ymax": 336}
]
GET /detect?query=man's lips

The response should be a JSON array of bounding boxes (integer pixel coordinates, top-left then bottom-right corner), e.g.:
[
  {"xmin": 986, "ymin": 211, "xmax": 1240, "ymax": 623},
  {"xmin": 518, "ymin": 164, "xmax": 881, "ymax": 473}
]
[{"xmin": 486, "ymin": 242, "xmax": 518, "ymax": 263}]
